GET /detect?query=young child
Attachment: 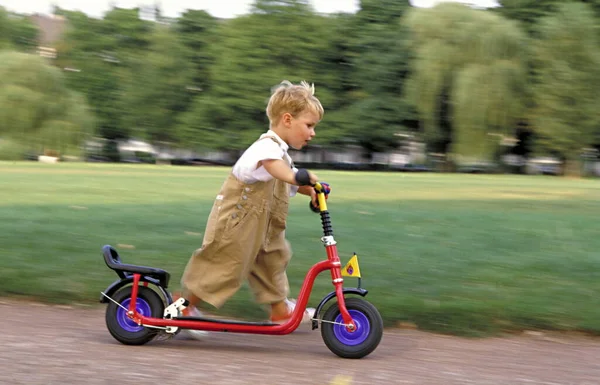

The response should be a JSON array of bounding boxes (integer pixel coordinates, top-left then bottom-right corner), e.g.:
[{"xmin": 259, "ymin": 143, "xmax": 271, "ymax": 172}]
[{"xmin": 178, "ymin": 80, "xmax": 326, "ymax": 339}]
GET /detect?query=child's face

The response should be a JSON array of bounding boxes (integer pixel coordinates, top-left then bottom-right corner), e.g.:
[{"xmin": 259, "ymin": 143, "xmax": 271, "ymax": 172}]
[{"xmin": 286, "ymin": 110, "xmax": 319, "ymax": 150}]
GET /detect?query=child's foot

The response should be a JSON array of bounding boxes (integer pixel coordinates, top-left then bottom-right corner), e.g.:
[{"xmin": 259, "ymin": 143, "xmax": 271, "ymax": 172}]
[
  {"xmin": 172, "ymin": 293, "xmax": 209, "ymax": 340},
  {"xmin": 179, "ymin": 305, "xmax": 210, "ymax": 340},
  {"xmin": 270, "ymin": 298, "xmax": 315, "ymax": 324}
]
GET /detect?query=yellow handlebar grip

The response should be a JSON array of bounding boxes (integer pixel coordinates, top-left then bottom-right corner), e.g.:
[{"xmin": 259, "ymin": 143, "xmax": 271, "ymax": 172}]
[{"xmin": 316, "ymin": 182, "xmax": 328, "ymax": 211}]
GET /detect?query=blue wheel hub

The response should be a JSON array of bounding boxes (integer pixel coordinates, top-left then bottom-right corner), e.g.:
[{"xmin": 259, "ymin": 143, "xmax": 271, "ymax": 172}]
[
  {"xmin": 333, "ymin": 309, "xmax": 371, "ymax": 346},
  {"xmin": 116, "ymin": 297, "xmax": 152, "ymax": 333}
]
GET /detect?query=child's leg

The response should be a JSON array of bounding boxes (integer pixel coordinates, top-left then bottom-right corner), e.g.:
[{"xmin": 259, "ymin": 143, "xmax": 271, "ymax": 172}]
[
  {"xmin": 181, "ymin": 289, "xmax": 202, "ymax": 308},
  {"xmin": 181, "ymin": 210, "xmax": 265, "ymax": 309},
  {"xmin": 248, "ymin": 235, "xmax": 293, "ymax": 319},
  {"xmin": 181, "ymin": 246, "xmax": 248, "ymax": 309}
]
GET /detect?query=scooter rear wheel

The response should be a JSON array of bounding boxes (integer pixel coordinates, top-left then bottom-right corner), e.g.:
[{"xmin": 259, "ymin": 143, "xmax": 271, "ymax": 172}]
[
  {"xmin": 321, "ymin": 297, "xmax": 383, "ymax": 359},
  {"xmin": 105, "ymin": 286, "xmax": 165, "ymax": 345}
]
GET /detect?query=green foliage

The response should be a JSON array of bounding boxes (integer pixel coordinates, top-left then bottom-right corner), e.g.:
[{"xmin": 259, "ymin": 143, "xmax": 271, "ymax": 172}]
[
  {"xmin": 404, "ymin": 3, "xmax": 530, "ymax": 161},
  {"xmin": 495, "ymin": 0, "xmax": 565, "ymax": 34},
  {"xmin": 179, "ymin": 2, "xmax": 333, "ymax": 151},
  {"xmin": 57, "ymin": 10, "xmax": 127, "ymax": 140},
  {"xmin": 121, "ymin": 25, "xmax": 195, "ymax": 144},
  {"xmin": 57, "ymin": 7, "xmax": 156, "ymax": 142},
  {"xmin": 0, "ymin": 139, "xmax": 31, "ymax": 160},
  {"xmin": 174, "ymin": 10, "xmax": 218, "ymax": 92},
  {"xmin": 302, "ymin": 13, "xmax": 357, "ymax": 147},
  {"xmin": 0, "ymin": 51, "xmax": 93, "ymax": 159},
  {"xmin": 102, "ymin": 7, "xmax": 152, "ymax": 53},
  {"xmin": 357, "ymin": 0, "xmax": 411, "ymax": 24},
  {"xmin": 529, "ymin": 3, "xmax": 600, "ymax": 167},
  {"xmin": 346, "ymin": 95, "xmax": 410, "ymax": 152},
  {"xmin": 344, "ymin": 2, "xmax": 416, "ymax": 152},
  {"xmin": 0, "ymin": 7, "xmax": 38, "ymax": 52},
  {"xmin": 4, "ymin": 12, "xmax": 39, "ymax": 52},
  {"xmin": 7, "ymin": 0, "xmax": 598, "ymax": 168},
  {"xmin": 0, "ymin": 52, "xmax": 67, "ymax": 137},
  {"xmin": 496, "ymin": 0, "xmax": 600, "ymax": 34},
  {"xmin": 0, "ymin": 7, "xmax": 13, "ymax": 50}
]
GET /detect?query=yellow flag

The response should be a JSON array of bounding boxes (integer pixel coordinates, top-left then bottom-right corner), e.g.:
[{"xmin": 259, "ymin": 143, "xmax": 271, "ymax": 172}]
[{"xmin": 341, "ymin": 254, "xmax": 361, "ymax": 278}]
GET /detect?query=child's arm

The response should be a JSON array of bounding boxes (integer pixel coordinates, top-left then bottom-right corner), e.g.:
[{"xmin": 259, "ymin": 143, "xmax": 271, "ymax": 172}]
[{"xmin": 262, "ymin": 159, "xmax": 318, "ymax": 186}]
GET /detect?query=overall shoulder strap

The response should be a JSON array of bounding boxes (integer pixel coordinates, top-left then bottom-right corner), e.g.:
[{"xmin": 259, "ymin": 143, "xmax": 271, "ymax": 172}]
[{"xmin": 258, "ymin": 136, "xmax": 294, "ymax": 168}]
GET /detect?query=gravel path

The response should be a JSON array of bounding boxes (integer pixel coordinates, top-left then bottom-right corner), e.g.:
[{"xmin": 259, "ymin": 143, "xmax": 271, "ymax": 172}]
[{"xmin": 1, "ymin": 300, "xmax": 598, "ymax": 385}]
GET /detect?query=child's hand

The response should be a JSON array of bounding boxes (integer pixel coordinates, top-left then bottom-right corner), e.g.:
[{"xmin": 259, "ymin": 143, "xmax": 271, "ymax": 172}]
[
  {"xmin": 309, "ymin": 182, "xmax": 331, "ymax": 212},
  {"xmin": 320, "ymin": 182, "xmax": 331, "ymax": 200},
  {"xmin": 308, "ymin": 170, "xmax": 319, "ymax": 185},
  {"xmin": 309, "ymin": 188, "xmax": 318, "ymax": 210}
]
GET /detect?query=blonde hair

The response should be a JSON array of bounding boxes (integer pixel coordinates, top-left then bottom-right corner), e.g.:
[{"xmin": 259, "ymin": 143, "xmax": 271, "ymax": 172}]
[{"xmin": 266, "ymin": 80, "xmax": 324, "ymax": 127}]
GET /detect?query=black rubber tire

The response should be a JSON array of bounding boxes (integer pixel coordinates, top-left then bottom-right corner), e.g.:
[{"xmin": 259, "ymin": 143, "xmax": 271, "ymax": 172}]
[
  {"xmin": 321, "ymin": 297, "xmax": 383, "ymax": 359},
  {"xmin": 105, "ymin": 286, "xmax": 164, "ymax": 345}
]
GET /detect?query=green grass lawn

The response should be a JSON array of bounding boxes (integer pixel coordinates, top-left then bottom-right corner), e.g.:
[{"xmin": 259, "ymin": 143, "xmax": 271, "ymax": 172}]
[{"xmin": 1, "ymin": 161, "xmax": 599, "ymax": 336}]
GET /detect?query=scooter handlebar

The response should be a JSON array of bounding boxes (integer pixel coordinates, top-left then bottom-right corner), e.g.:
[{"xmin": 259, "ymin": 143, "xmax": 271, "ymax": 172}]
[{"xmin": 309, "ymin": 182, "xmax": 331, "ymax": 213}]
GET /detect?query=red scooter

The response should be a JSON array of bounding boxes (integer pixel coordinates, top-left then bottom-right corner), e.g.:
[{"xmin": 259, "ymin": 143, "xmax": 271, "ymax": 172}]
[{"xmin": 100, "ymin": 182, "xmax": 383, "ymax": 359}]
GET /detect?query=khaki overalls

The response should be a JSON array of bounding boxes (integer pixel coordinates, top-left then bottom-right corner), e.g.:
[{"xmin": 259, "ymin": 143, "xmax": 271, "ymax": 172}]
[{"xmin": 181, "ymin": 137, "xmax": 293, "ymax": 308}]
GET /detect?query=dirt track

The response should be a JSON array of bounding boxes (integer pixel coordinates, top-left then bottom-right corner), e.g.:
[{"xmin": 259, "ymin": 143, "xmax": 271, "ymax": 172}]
[{"xmin": 1, "ymin": 299, "xmax": 599, "ymax": 385}]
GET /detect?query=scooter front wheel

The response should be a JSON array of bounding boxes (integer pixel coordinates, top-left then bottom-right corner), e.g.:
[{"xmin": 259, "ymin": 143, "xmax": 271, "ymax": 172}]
[
  {"xmin": 321, "ymin": 297, "xmax": 383, "ymax": 359},
  {"xmin": 105, "ymin": 286, "xmax": 165, "ymax": 345}
]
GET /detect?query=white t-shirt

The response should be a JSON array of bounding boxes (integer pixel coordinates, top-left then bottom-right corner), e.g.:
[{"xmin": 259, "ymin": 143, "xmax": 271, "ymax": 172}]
[{"xmin": 232, "ymin": 130, "xmax": 299, "ymax": 196}]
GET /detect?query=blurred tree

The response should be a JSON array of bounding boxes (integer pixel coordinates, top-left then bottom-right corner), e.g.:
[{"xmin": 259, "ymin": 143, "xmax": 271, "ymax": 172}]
[
  {"xmin": 529, "ymin": 2, "xmax": 600, "ymax": 175},
  {"xmin": 174, "ymin": 10, "xmax": 218, "ymax": 93},
  {"xmin": 357, "ymin": 0, "xmax": 410, "ymax": 24},
  {"xmin": 346, "ymin": 0, "xmax": 416, "ymax": 156},
  {"xmin": 404, "ymin": 3, "xmax": 529, "ymax": 163},
  {"xmin": 0, "ymin": 51, "xmax": 94, "ymax": 159},
  {"xmin": 494, "ymin": 0, "xmax": 563, "ymax": 34},
  {"xmin": 493, "ymin": 0, "xmax": 600, "ymax": 168},
  {"xmin": 37, "ymin": 93, "xmax": 96, "ymax": 157},
  {"xmin": 178, "ymin": 0, "xmax": 332, "ymax": 152},
  {"xmin": 57, "ymin": 7, "xmax": 220, "ymax": 153},
  {"xmin": 55, "ymin": 8, "xmax": 151, "ymax": 142},
  {"xmin": 102, "ymin": 7, "xmax": 153, "ymax": 54},
  {"xmin": 583, "ymin": 0, "xmax": 600, "ymax": 17},
  {"xmin": 0, "ymin": 7, "xmax": 39, "ymax": 52},
  {"xmin": 495, "ymin": 0, "xmax": 600, "ymax": 34},
  {"xmin": 122, "ymin": 25, "xmax": 194, "ymax": 144},
  {"xmin": 7, "ymin": 14, "xmax": 39, "ymax": 52},
  {"xmin": 0, "ymin": 8, "xmax": 10, "ymax": 50},
  {"xmin": 252, "ymin": 0, "xmax": 312, "ymax": 14},
  {"xmin": 307, "ymin": 12, "xmax": 360, "ymax": 148},
  {"xmin": 53, "ymin": 9, "xmax": 109, "ymax": 54}
]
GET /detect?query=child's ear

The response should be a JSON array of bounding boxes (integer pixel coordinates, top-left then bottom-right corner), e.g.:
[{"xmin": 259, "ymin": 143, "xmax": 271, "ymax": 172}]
[{"xmin": 282, "ymin": 113, "xmax": 292, "ymax": 127}]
